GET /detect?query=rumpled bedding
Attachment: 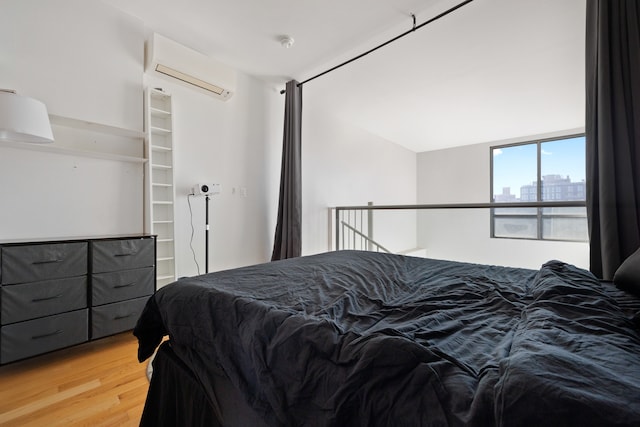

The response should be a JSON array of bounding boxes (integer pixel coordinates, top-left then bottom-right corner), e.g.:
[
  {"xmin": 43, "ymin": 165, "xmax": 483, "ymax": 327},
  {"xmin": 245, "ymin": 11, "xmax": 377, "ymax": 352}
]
[{"xmin": 135, "ymin": 250, "xmax": 640, "ymax": 426}]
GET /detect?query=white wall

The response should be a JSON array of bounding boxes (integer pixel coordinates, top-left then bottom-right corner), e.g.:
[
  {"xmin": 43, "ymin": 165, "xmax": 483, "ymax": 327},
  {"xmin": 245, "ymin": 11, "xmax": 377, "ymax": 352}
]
[
  {"xmin": 1, "ymin": 0, "xmax": 143, "ymax": 131},
  {"xmin": 416, "ymin": 129, "xmax": 589, "ymax": 270},
  {"xmin": 0, "ymin": 0, "xmax": 145, "ymax": 240},
  {"xmin": 0, "ymin": 147, "xmax": 144, "ymax": 240},
  {"xmin": 301, "ymin": 90, "xmax": 418, "ymax": 255}
]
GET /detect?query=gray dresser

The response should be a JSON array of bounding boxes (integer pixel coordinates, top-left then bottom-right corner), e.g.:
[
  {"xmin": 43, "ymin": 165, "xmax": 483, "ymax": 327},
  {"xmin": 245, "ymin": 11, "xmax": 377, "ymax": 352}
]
[{"xmin": 0, "ymin": 235, "xmax": 155, "ymax": 364}]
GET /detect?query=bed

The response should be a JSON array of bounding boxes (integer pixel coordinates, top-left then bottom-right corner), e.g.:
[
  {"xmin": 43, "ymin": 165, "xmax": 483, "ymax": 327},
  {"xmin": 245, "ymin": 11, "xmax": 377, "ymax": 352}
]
[{"xmin": 134, "ymin": 250, "xmax": 640, "ymax": 426}]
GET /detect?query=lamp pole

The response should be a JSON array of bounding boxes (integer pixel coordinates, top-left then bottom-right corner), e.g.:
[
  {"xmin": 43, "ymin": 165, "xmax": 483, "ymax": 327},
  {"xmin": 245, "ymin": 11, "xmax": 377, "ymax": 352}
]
[{"xmin": 205, "ymin": 195, "xmax": 210, "ymax": 273}]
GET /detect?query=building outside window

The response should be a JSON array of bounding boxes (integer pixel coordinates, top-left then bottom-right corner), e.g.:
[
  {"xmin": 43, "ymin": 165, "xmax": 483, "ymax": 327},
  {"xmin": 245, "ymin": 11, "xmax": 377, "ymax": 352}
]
[{"xmin": 491, "ymin": 135, "xmax": 587, "ymax": 241}]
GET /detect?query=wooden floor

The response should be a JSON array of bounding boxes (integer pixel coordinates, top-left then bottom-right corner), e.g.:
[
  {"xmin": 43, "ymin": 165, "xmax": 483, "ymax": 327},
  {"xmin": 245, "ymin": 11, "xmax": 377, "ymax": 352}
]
[{"xmin": 0, "ymin": 332, "xmax": 149, "ymax": 427}]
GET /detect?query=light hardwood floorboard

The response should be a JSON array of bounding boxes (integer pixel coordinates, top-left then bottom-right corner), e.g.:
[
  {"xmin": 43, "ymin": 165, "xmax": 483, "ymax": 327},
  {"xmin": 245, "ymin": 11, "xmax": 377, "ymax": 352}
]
[{"xmin": 0, "ymin": 332, "xmax": 149, "ymax": 427}]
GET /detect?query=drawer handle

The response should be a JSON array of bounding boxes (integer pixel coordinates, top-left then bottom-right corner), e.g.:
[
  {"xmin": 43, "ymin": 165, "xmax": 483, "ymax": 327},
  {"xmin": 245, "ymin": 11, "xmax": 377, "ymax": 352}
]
[
  {"xmin": 32, "ymin": 330, "xmax": 63, "ymax": 340},
  {"xmin": 114, "ymin": 282, "xmax": 136, "ymax": 289},
  {"xmin": 32, "ymin": 258, "xmax": 62, "ymax": 265},
  {"xmin": 114, "ymin": 313, "xmax": 134, "ymax": 320},
  {"xmin": 114, "ymin": 252, "xmax": 137, "ymax": 257},
  {"xmin": 32, "ymin": 294, "xmax": 63, "ymax": 303}
]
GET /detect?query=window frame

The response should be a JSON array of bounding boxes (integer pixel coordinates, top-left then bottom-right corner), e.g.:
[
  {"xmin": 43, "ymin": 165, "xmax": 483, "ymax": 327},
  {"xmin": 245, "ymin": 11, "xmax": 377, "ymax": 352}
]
[{"xmin": 489, "ymin": 133, "xmax": 587, "ymax": 242}]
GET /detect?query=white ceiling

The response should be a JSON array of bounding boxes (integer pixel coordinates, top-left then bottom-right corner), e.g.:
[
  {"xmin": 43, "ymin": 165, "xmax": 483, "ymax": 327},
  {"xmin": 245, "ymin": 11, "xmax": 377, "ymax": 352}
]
[{"xmin": 102, "ymin": 0, "xmax": 586, "ymax": 152}]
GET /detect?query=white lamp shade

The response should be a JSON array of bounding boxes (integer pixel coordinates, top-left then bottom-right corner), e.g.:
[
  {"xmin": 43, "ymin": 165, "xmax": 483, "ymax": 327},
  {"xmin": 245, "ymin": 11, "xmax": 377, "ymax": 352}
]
[{"xmin": 0, "ymin": 91, "xmax": 54, "ymax": 143}]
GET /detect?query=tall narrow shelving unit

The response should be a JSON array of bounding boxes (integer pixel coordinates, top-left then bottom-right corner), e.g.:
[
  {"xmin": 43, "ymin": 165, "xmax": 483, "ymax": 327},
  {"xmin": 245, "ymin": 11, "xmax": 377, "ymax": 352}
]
[{"xmin": 145, "ymin": 88, "xmax": 177, "ymax": 287}]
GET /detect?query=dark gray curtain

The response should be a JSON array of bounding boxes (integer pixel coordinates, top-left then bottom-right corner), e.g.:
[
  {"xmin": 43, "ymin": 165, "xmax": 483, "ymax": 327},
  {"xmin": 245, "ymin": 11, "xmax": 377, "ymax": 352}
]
[
  {"xmin": 271, "ymin": 80, "xmax": 302, "ymax": 261},
  {"xmin": 586, "ymin": 0, "xmax": 640, "ymax": 279}
]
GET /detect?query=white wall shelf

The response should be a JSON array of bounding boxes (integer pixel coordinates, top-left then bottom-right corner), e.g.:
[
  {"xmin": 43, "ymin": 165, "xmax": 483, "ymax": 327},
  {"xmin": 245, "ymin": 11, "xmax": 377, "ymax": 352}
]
[
  {"xmin": 0, "ymin": 140, "xmax": 146, "ymax": 163},
  {"xmin": 150, "ymin": 126, "xmax": 172, "ymax": 134},
  {"xmin": 145, "ymin": 88, "xmax": 177, "ymax": 288},
  {"xmin": 150, "ymin": 107, "xmax": 171, "ymax": 117},
  {"xmin": 0, "ymin": 114, "xmax": 146, "ymax": 163},
  {"xmin": 151, "ymin": 145, "xmax": 172, "ymax": 152},
  {"xmin": 49, "ymin": 114, "xmax": 145, "ymax": 139}
]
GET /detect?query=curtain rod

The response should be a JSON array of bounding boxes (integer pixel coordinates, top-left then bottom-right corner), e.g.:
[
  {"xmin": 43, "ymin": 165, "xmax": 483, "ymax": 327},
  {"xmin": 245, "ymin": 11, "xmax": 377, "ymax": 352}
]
[{"xmin": 280, "ymin": 0, "xmax": 475, "ymax": 94}]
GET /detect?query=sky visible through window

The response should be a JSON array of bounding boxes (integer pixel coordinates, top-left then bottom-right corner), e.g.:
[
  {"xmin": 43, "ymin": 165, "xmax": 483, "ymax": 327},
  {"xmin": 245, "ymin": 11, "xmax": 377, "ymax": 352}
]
[{"xmin": 492, "ymin": 136, "xmax": 585, "ymax": 200}]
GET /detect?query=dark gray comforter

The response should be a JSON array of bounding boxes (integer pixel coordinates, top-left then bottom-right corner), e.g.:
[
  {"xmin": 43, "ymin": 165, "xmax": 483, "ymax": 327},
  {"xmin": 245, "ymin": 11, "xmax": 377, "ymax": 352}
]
[{"xmin": 135, "ymin": 250, "xmax": 640, "ymax": 426}]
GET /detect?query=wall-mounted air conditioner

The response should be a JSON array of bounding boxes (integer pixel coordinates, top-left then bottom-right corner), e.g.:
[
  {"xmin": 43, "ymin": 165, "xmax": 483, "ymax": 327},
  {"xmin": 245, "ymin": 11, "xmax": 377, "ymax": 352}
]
[{"xmin": 145, "ymin": 33, "xmax": 236, "ymax": 101}]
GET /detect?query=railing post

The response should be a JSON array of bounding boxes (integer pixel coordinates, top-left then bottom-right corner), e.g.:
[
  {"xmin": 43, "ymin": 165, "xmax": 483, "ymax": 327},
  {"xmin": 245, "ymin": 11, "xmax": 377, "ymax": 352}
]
[
  {"xmin": 367, "ymin": 201, "xmax": 373, "ymax": 251},
  {"xmin": 328, "ymin": 208, "xmax": 334, "ymax": 252},
  {"xmin": 335, "ymin": 208, "xmax": 340, "ymax": 251}
]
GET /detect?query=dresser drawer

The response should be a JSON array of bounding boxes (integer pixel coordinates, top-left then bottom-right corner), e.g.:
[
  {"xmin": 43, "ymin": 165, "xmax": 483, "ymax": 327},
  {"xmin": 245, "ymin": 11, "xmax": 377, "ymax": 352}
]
[
  {"xmin": 91, "ymin": 296, "xmax": 149, "ymax": 339},
  {"xmin": 1, "ymin": 276, "xmax": 87, "ymax": 325},
  {"xmin": 0, "ymin": 309, "xmax": 88, "ymax": 364},
  {"xmin": 92, "ymin": 266, "xmax": 154, "ymax": 306},
  {"xmin": 91, "ymin": 238, "xmax": 154, "ymax": 273},
  {"xmin": 0, "ymin": 242, "xmax": 87, "ymax": 284}
]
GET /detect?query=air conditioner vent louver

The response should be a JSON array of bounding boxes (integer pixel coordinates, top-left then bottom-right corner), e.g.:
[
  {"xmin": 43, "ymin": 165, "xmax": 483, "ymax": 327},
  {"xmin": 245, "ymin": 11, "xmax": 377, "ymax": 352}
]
[
  {"xmin": 154, "ymin": 64, "xmax": 230, "ymax": 97},
  {"xmin": 146, "ymin": 34, "xmax": 236, "ymax": 101}
]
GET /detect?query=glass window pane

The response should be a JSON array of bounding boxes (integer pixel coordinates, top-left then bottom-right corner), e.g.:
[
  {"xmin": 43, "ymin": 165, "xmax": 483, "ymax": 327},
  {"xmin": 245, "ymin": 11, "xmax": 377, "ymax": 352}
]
[
  {"xmin": 540, "ymin": 136, "xmax": 586, "ymax": 201},
  {"xmin": 541, "ymin": 207, "xmax": 588, "ymax": 241},
  {"xmin": 491, "ymin": 136, "xmax": 585, "ymax": 242},
  {"xmin": 493, "ymin": 207, "xmax": 538, "ymax": 239},
  {"xmin": 492, "ymin": 144, "xmax": 538, "ymax": 202}
]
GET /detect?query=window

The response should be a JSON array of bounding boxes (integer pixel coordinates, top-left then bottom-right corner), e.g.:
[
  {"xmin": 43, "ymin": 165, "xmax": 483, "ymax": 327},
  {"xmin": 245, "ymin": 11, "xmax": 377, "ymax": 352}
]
[{"xmin": 491, "ymin": 135, "xmax": 587, "ymax": 241}]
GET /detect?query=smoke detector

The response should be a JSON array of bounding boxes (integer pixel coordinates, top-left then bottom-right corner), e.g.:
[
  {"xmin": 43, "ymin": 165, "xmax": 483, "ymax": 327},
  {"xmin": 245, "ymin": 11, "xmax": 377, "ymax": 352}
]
[{"xmin": 280, "ymin": 35, "xmax": 295, "ymax": 49}]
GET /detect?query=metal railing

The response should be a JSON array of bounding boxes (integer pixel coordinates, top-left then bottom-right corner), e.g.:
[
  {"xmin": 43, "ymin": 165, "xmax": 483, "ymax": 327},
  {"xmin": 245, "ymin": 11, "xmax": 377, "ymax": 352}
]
[
  {"xmin": 334, "ymin": 200, "xmax": 587, "ymax": 252},
  {"xmin": 340, "ymin": 221, "xmax": 391, "ymax": 253}
]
